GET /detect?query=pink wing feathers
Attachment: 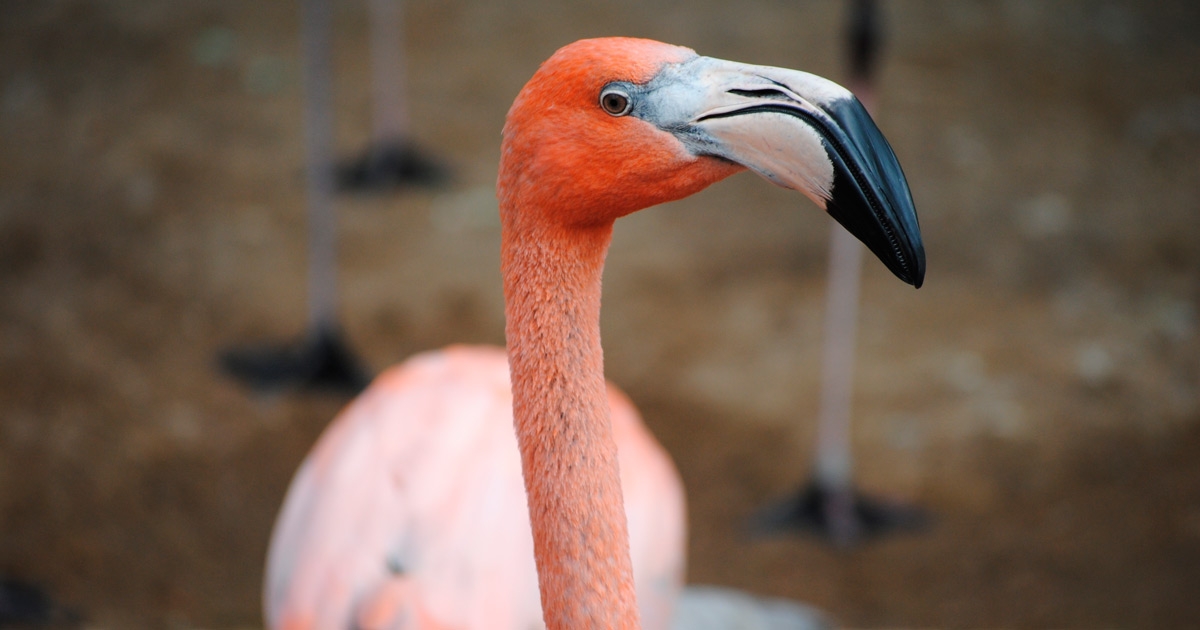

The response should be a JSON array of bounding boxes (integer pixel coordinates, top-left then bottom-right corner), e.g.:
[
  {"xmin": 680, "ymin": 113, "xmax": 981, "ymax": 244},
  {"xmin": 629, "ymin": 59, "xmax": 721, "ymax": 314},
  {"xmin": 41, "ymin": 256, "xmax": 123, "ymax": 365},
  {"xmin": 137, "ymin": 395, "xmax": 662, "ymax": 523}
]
[{"xmin": 264, "ymin": 345, "xmax": 685, "ymax": 630}]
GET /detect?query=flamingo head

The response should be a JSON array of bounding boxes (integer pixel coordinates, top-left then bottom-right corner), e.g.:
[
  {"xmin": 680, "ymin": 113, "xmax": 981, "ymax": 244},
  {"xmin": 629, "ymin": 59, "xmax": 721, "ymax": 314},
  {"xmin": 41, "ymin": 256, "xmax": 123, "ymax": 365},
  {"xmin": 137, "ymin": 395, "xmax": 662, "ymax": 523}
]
[{"xmin": 500, "ymin": 37, "xmax": 925, "ymax": 288}]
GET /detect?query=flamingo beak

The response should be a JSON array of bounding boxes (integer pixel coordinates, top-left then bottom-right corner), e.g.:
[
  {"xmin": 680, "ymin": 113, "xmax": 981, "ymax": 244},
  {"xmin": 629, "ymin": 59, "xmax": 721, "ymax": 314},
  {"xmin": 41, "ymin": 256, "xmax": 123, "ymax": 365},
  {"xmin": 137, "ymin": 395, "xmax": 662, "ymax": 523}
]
[{"xmin": 632, "ymin": 56, "xmax": 926, "ymax": 288}]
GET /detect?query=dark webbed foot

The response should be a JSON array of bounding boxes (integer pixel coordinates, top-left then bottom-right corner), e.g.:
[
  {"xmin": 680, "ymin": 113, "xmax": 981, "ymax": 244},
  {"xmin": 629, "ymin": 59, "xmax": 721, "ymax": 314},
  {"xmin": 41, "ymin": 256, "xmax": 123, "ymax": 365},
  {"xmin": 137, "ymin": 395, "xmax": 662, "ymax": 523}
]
[
  {"xmin": 749, "ymin": 479, "xmax": 930, "ymax": 547},
  {"xmin": 0, "ymin": 577, "xmax": 80, "ymax": 627},
  {"xmin": 335, "ymin": 139, "xmax": 450, "ymax": 192},
  {"xmin": 218, "ymin": 325, "xmax": 372, "ymax": 396}
]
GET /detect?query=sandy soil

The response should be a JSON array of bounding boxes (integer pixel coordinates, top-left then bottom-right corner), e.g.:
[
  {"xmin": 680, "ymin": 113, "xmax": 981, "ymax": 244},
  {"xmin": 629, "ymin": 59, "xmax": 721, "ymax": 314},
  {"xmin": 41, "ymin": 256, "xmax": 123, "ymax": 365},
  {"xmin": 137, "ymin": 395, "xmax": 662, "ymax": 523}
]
[{"xmin": 1, "ymin": 0, "xmax": 1198, "ymax": 628}]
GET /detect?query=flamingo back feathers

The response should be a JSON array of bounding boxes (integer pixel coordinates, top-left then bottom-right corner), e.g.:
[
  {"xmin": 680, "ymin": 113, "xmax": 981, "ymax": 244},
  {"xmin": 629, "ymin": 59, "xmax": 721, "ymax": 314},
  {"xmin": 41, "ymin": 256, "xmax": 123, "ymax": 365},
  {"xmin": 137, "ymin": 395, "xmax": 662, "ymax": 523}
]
[{"xmin": 265, "ymin": 345, "xmax": 685, "ymax": 629}]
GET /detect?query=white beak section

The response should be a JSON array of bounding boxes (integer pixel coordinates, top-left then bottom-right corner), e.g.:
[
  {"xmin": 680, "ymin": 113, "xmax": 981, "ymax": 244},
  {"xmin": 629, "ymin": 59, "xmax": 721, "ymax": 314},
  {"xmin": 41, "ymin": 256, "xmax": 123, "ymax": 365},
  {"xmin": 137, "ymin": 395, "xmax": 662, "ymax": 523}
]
[
  {"xmin": 696, "ymin": 107, "xmax": 836, "ymax": 210},
  {"xmin": 634, "ymin": 56, "xmax": 855, "ymax": 210}
]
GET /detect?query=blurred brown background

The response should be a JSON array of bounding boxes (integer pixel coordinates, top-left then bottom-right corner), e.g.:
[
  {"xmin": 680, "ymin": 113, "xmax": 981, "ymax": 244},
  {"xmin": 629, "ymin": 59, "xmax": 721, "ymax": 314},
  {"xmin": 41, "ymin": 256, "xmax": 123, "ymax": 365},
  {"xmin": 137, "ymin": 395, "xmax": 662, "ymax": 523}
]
[{"xmin": 1, "ymin": 0, "xmax": 1198, "ymax": 627}]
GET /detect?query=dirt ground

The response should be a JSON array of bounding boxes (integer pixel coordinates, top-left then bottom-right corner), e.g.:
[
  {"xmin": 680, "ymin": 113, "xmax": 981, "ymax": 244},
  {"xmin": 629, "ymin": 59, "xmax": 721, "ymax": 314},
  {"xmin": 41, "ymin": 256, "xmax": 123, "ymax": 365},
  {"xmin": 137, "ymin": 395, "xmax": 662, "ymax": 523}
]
[{"xmin": 2, "ymin": 0, "xmax": 1199, "ymax": 628}]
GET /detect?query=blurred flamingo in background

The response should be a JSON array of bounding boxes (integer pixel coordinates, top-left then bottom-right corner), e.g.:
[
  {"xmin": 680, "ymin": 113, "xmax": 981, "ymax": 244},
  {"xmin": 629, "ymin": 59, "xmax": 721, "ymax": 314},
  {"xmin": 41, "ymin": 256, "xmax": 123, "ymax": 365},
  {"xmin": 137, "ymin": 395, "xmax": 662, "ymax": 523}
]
[
  {"xmin": 220, "ymin": 0, "xmax": 371, "ymax": 395},
  {"xmin": 752, "ymin": 0, "xmax": 930, "ymax": 547},
  {"xmin": 220, "ymin": 0, "xmax": 447, "ymax": 395},
  {"xmin": 265, "ymin": 36, "xmax": 923, "ymax": 629}
]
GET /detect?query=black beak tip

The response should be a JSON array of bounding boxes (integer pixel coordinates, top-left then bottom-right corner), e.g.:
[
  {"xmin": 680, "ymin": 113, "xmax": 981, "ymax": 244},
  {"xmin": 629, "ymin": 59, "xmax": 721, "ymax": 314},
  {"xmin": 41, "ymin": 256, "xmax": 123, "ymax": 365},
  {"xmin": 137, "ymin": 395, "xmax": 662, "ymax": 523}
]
[
  {"xmin": 885, "ymin": 258, "xmax": 923, "ymax": 289},
  {"xmin": 909, "ymin": 270, "xmax": 924, "ymax": 289},
  {"xmin": 816, "ymin": 95, "xmax": 926, "ymax": 291},
  {"xmin": 826, "ymin": 196, "xmax": 925, "ymax": 290},
  {"xmin": 905, "ymin": 251, "xmax": 925, "ymax": 289},
  {"xmin": 893, "ymin": 237, "xmax": 925, "ymax": 289}
]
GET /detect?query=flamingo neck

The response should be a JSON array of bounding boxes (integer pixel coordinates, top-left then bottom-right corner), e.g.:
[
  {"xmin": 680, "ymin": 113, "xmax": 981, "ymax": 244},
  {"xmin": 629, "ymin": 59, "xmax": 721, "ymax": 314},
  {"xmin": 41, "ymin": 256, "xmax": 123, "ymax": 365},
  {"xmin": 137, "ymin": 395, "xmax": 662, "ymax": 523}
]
[{"xmin": 501, "ymin": 220, "xmax": 640, "ymax": 630}]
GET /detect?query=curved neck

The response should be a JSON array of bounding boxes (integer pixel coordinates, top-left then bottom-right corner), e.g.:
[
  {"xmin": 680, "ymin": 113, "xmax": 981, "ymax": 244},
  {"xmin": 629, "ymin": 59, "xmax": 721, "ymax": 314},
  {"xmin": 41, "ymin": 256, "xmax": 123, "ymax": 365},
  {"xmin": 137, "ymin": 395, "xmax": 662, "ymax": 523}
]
[{"xmin": 501, "ymin": 220, "xmax": 640, "ymax": 630}]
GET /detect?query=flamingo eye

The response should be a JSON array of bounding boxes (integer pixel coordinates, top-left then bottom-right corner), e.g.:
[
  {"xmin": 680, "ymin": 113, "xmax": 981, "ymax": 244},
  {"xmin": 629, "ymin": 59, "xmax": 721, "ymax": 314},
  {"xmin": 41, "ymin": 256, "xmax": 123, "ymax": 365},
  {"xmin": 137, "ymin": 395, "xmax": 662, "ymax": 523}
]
[{"xmin": 599, "ymin": 87, "xmax": 632, "ymax": 116}]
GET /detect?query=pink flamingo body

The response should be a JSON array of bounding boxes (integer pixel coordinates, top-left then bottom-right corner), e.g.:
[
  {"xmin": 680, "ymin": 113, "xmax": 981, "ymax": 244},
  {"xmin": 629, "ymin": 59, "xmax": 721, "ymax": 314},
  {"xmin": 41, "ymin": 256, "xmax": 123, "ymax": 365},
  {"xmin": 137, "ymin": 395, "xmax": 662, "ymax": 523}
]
[
  {"xmin": 265, "ymin": 345, "xmax": 684, "ymax": 629},
  {"xmin": 266, "ymin": 37, "xmax": 923, "ymax": 629}
]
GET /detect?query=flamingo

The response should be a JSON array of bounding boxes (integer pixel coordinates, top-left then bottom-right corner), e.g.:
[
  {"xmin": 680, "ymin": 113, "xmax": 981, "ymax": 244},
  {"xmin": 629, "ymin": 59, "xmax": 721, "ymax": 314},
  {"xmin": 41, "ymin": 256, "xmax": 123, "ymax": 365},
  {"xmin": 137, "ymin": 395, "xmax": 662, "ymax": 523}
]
[
  {"xmin": 265, "ymin": 37, "xmax": 924, "ymax": 629},
  {"xmin": 220, "ymin": 0, "xmax": 370, "ymax": 395},
  {"xmin": 753, "ymin": 0, "xmax": 929, "ymax": 547}
]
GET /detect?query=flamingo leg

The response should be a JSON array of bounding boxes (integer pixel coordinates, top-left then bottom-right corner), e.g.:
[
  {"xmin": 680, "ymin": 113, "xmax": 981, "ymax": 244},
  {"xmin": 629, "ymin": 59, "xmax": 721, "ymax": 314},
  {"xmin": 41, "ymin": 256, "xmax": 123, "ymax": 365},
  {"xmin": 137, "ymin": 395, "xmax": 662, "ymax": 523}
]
[
  {"xmin": 218, "ymin": 0, "xmax": 370, "ymax": 396},
  {"xmin": 750, "ymin": 0, "xmax": 928, "ymax": 547}
]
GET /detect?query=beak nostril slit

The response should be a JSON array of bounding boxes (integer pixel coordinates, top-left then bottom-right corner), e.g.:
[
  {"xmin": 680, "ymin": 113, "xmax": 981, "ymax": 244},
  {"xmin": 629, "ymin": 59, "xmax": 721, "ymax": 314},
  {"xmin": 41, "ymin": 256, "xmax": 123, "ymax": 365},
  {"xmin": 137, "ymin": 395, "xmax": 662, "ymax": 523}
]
[{"xmin": 728, "ymin": 88, "xmax": 792, "ymax": 100}]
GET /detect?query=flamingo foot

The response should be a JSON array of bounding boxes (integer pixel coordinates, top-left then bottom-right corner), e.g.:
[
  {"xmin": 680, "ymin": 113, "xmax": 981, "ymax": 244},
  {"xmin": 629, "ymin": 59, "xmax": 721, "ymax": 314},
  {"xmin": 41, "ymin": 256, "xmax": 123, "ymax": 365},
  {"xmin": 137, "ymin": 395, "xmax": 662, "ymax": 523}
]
[
  {"xmin": 218, "ymin": 325, "xmax": 372, "ymax": 395},
  {"xmin": 336, "ymin": 138, "xmax": 451, "ymax": 192},
  {"xmin": 748, "ymin": 479, "xmax": 930, "ymax": 548},
  {"xmin": 0, "ymin": 577, "xmax": 79, "ymax": 627}
]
